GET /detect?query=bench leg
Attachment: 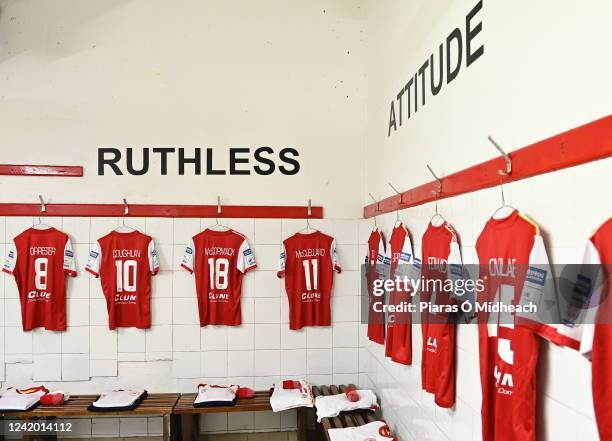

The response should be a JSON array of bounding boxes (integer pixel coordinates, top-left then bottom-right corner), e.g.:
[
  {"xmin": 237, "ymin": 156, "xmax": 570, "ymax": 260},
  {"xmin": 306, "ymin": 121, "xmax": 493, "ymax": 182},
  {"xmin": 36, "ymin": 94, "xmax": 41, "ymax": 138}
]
[
  {"xmin": 163, "ymin": 413, "xmax": 172, "ymax": 441},
  {"xmin": 181, "ymin": 414, "xmax": 199, "ymax": 441},
  {"xmin": 297, "ymin": 408, "xmax": 308, "ymax": 441}
]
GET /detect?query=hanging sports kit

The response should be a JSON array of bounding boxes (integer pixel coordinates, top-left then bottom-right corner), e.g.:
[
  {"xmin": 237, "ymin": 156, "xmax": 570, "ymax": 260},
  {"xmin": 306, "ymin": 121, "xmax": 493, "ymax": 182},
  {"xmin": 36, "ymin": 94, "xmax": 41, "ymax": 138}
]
[
  {"xmin": 3, "ymin": 226, "xmax": 76, "ymax": 331},
  {"xmin": 365, "ymin": 227, "xmax": 386, "ymax": 344},
  {"xmin": 419, "ymin": 220, "xmax": 462, "ymax": 408},
  {"xmin": 181, "ymin": 228, "xmax": 256, "ymax": 326},
  {"xmin": 277, "ymin": 230, "xmax": 341, "ymax": 329},
  {"xmin": 383, "ymin": 221, "xmax": 414, "ymax": 365},
  {"xmin": 86, "ymin": 229, "xmax": 159, "ymax": 329}
]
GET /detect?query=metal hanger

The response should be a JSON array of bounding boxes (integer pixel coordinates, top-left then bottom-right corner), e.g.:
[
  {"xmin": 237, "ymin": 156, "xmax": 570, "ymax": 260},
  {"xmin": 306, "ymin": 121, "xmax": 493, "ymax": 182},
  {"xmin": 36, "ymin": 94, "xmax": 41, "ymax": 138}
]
[
  {"xmin": 298, "ymin": 199, "xmax": 316, "ymax": 233},
  {"xmin": 115, "ymin": 198, "xmax": 135, "ymax": 232},
  {"xmin": 32, "ymin": 195, "xmax": 51, "ymax": 229},
  {"xmin": 369, "ymin": 193, "xmax": 380, "ymax": 229},
  {"xmin": 427, "ymin": 165, "xmax": 446, "ymax": 226},
  {"xmin": 388, "ymin": 183, "xmax": 405, "ymax": 226},
  {"xmin": 488, "ymin": 136, "xmax": 516, "ymax": 219},
  {"xmin": 209, "ymin": 196, "xmax": 230, "ymax": 231}
]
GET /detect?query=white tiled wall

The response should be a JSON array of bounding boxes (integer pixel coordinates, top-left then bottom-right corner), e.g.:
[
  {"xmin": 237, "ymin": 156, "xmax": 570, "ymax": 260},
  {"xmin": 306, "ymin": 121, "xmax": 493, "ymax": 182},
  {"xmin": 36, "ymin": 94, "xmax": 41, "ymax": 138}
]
[{"xmin": 0, "ymin": 217, "xmax": 362, "ymax": 438}]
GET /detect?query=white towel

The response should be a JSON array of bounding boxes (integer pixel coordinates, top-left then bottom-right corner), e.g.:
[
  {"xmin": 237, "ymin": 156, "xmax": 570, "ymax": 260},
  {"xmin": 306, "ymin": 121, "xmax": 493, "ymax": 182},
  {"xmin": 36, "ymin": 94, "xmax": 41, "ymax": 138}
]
[
  {"xmin": 270, "ymin": 380, "xmax": 313, "ymax": 412},
  {"xmin": 315, "ymin": 390, "xmax": 378, "ymax": 422},
  {"xmin": 91, "ymin": 389, "xmax": 145, "ymax": 408},
  {"xmin": 328, "ymin": 421, "xmax": 395, "ymax": 441}
]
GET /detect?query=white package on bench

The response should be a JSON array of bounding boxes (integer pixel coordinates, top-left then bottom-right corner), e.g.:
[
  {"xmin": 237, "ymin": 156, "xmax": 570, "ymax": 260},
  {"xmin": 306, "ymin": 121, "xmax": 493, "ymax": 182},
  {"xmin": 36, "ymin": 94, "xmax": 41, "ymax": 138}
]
[
  {"xmin": 270, "ymin": 380, "xmax": 314, "ymax": 412},
  {"xmin": 194, "ymin": 384, "xmax": 238, "ymax": 405},
  {"xmin": 0, "ymin": 386, "xmax": 48, "ymax": 411},
  {"xmin": 91, "ymin": 389, "xmax": 145, "ymax": 409},
  {"xmin": 315, "ymin": 389, "xmax": 378, "ymax": 422},
  {"xmin": 328, "ymin": 421, "xmax": 396, "ymax": 441}
]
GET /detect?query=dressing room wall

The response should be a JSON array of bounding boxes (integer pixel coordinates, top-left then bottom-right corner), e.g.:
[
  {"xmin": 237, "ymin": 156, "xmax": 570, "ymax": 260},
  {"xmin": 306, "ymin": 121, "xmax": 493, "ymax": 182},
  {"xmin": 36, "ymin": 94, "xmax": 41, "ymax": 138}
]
[
  {"xmin": 359, "ymin": 1, "xmax": 612, "ymax": 441},
  {"xmin": 0, "ymin": 0, "xmax": 367, "ymax": 219},
  {"xmin": 0, "ymin": 0, "xmax": 367, "ymax": 437}
]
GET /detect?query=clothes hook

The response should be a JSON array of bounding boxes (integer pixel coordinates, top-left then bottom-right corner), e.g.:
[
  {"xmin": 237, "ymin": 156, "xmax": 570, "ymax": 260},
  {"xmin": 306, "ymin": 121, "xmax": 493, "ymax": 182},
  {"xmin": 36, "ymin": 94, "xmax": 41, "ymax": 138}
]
[
  {"xmin": 388, "ymin": 183, "xmax": 404, "ymax": 221},
  {"xmin": 426, "ymin": 165, "xmax": 442, "ymax": 216},
  {"xmin": 488, "ymin": 136, "xmax": 512, "ymax": 176},
  {"xmin": 38, "ymin": 195, "xmax": 46, "ymax": 213},
  {"xmin": 306, "ymin": 199, "xmax": 312, "ymax": 228},
  {"xmin": 122, "ymin": 198, "xmax": 129, "ymax": 216},
  {"xmin": 368, "ymin": 193, "xmax": 380, "ymax": 227},
  {"xmin": 217, "ymin": 196, "xmax": 222, "ymax": 215}
]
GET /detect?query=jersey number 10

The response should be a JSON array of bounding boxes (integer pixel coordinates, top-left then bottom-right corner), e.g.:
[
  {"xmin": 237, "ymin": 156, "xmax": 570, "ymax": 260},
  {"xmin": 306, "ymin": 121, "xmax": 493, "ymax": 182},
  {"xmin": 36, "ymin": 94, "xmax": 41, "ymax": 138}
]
[{"xmin": 115, "ymin": 260, "xmax": 137, "ymax": 292}]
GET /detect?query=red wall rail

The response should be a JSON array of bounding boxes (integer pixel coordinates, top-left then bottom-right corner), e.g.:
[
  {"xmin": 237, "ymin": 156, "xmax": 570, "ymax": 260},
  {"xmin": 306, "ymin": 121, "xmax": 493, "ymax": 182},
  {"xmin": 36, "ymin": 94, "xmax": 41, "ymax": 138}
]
[
  {"xmin": 364, "ymin": 115, "xmax": 612, "ymax": 218},
  {"xmin": 0, "ymin": 203, "xmax": 323, "ymax": 219},
  {"xmin": 0, "ymin": 164, "xmax": 83, "ymax": 177}
]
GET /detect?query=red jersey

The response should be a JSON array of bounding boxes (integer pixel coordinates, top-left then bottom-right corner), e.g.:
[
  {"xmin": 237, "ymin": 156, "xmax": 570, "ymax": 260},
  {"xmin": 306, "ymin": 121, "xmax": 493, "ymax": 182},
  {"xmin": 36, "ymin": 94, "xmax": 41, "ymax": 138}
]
[
  {"xmin": 181, "ymin": 229, "xmax": 256, "ymax": 326},
  {"xmin": 366, "ymin": 228, "xmax": 386, "ymax": 344},
  {"xmin": 555, "ymin": 218, "xmax": 612, "ymax": 441},
  {"xmin": 420, "ymin": 221, "xmax": 462, "ymax": 408},
  {"xmin": 277, "ymin": 230, "xmax": 341, "ymax": 330},
  {"xmin": 86, "ymin": 230, "xmax": 159, "ymax": 330},
  {"xmin": 475, "ymin": 210, "xmax": 561, "ymax": 441},
  {"xmin": 384, "ymin": 222, "xmax": 413, "ymax": 365},
  {"xmin": 2, "ymin": 227, "xmax": 76, "ymax": 331}
]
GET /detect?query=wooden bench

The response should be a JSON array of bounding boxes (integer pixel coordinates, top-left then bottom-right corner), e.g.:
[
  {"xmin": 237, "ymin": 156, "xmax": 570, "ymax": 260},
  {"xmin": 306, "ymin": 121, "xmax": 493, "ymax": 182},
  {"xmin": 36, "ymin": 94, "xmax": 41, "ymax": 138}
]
[
  {"xmin": 312, "ymin": 385, "xmax": 380, "ymax": 441},
  {"xmin": 173, "ymin": 390, "xmax": 309, "ymax": 441},
  {"xmin": 0, "ymin": 392, "xmax": 180, "ymax": 441}
]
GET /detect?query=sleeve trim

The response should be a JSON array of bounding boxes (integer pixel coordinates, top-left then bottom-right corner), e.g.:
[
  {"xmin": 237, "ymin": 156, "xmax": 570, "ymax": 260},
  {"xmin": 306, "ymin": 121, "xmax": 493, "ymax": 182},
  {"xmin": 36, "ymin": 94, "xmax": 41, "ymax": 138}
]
[
  {"xmin": 2, "ymin": 268, "xmax": 13, "ymax": 275},
  {"xmin": 334, "ymin": 265, "xmax": 342, "ymax": 274},
  {"xmin": 181, "ymin": 263, "xmax": 194, "ymax": 274},
  {"xmin": 85, "ymin": 267, "xmax": 99, "ymax": 278},
  {"xmin": 65, "ymin": 269, "xmax": 77, "ymax": 277},
  {"xmin": 277, "ymin": 270, "xmax": 285, "ymax": 279},
  {"xmin": 244, "ymin": 264, "xmax": 257, "ymax": 274}
]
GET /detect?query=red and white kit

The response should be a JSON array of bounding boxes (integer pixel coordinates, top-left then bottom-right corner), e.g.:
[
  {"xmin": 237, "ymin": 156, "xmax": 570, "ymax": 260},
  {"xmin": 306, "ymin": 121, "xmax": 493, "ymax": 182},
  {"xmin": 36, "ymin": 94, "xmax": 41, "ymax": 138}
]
[
  {"xmin": 475, "ymin": 210, "xmax": 563, "ymax": 441},
  {"xmin": 366, "ymin": 228, "xmax": 386, "ymax": 344},
  {"xmin": 86, "ymin": 230, "xmax": 159, "ymax": 329},
  {"xmin": 3, "ymin": 227, "xmax": 76, "ymax": 331},
  {"xmin": 181, "ymin": 229, "xmax": 256, "ymax": 326},
  {"xmin": 555, "ymin": 218, "xmax": 612, "ymax": 441},
  {"xmin": 277, "ymin": 230, "xmax": 341, "ymax": 330},
  {"xmin": 420, "ymin": 221, "xmax": 462, "ymax": 408},
  {"xmin": 384, "ymin": 222, "xmax": 413, "ymax": 365}
]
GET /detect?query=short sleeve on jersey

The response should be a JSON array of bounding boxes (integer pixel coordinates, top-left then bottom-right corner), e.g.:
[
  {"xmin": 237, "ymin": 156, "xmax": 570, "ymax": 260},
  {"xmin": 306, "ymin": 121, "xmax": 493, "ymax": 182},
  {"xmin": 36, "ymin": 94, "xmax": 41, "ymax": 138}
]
[
  {"xmin": 2, "ymin": 243, "xmax": 17, "ymax": 274},
  {"xmin": 148, "ymin": 239, "xmax": 160, "ymax": 275},
  {"xmin": 63, "ymin": 238, "xmax": 77, "ymax": 277},
  {"xmin": 181, "ymin": 238, "xmax": 196, "ymax": 274},
  {"xmin": 237, "ymin": 239, "xmax": 257, "ymax": 273},
  {"xmin": 277, "ymin": 243, "xmax": 287, "ymax": 278},
  {"xmin": 331, "ymin": 239, "xmax": 342, "ymax": 273},
  {"xmin": 85, "ymin": 242, "xmax": 102, "ymax": 277}
]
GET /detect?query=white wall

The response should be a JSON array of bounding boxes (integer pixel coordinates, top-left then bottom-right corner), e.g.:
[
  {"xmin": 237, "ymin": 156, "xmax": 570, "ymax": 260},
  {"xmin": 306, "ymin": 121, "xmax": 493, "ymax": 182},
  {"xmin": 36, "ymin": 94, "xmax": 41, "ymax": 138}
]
[
  {"xmin": 0, "ymin": 0, "xmax": 367, "ymax": 219},
  {"xmin": 360, "ymin": 1, "xmax": 612, "ymax": 441}
]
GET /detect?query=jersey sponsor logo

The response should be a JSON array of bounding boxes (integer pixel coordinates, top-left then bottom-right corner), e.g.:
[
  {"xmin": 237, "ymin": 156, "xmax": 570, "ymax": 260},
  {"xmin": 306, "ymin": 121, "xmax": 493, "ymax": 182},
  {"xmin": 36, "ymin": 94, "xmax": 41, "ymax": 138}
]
[
  {"xmin": 29, "ymin": 246, "xmax": 56, "ymax": 256},
  {"xmin": 302, "ymin": 292, "xmax": 321, "ymax": 301},
  {"xmin": 113, "ymin": 249, "xmax": 142, "ymax": 258},
  {"xmin": 89, "ymin": 251, "xmax": 99, "ymax": 258},
  {"xmin": 28, "ymin": 290, "xmax": 51, "ymax": 300},
  {"xmin": 185, "ymin": 247, "xmax": 193, "ymax": 255},
  {"xmin": 115, "ymin": 293, "xmax": 137, "ymax": 302},
  {"xmin": 413, "ymin": 257, "xmax": 422, "ymax": 269},
  {"xmin": 449, "ymin": 263, "xmax": 462, "ymax": 277},
  {"xmin": 151, "ymin": 249, "xmax": 157, "ymax": 257},
  {"xmin": 526, "ymin": 266, "xmax": 546, "ymax": 286},
  {"xmin": 295, "ymin": 248, "xmax": 326, "ymax": 258},
  {"xmin": 243, "ymin": 248, "xmax": 253, "ymax": 256},
  {"xmin": 209, "ymin": 292, "xmax": 229, "ymax": 301},
  {"xmin": 64, "ymin": 250, "xmax": 73, "ymax": 257},
  {"xmin": 399, "ymin": 252, "xmax": 411, "ymax": 262}
]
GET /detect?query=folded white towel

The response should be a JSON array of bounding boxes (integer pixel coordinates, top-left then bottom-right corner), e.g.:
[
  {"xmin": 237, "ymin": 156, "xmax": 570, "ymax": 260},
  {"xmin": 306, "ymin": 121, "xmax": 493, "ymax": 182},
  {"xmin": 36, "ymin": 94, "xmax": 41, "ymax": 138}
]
[
  {"xmin": 270, "ymin": 380, "xmax": 313, "ymax": 412},
  {"xmin": 315, "ymin": 390, "xmax": 378, "ymax": 422}
]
